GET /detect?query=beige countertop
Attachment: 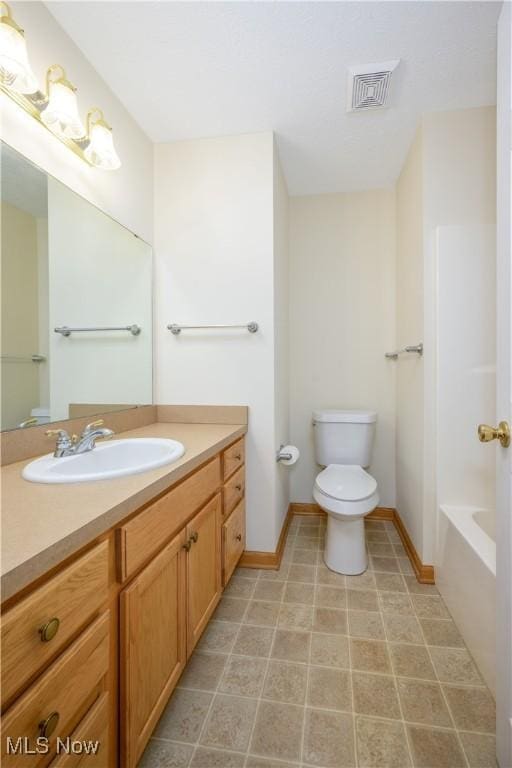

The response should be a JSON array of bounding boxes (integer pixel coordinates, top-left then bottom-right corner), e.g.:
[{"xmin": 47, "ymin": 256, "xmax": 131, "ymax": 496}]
[{"xmin": 1, "ymin": 421, "xmax": 246, "ymax": 602}]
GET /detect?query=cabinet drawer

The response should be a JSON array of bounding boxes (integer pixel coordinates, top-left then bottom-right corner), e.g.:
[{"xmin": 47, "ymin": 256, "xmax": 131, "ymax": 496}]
[
  {"xmin": 223, "ymin": 465, "xmax": 245, "ymax": 518},
  {"xmin": 118, "ymin": 456, "xmax": 221, "ymax": 581},
  {"xmin": 223, "ymin": 438, "xmax": 245, "ymax": 481},
  {"xmin": 49, "ymin": 692, "xmax": 109, "ymax": 767},
  {"xmin": 1, "ymin": 612, "xmax": 110, "ymax": 768},
  {"xmin": 222, "ymin": 499, "xmax": 246, "ymax": 586},
  {"xmin": 1, "ymin": 541, "xmax": 109, "ymax": 706}
]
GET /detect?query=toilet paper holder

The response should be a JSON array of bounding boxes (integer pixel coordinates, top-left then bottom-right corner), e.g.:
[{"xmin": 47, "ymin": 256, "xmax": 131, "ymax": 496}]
[{"xmin": 276, "ymin": 445, "xmax": 293, "ymax": 462}]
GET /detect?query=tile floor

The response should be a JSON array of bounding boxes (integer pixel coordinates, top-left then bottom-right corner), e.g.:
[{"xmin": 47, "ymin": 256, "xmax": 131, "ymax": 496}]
[{"xmin": 139, "ymin": 516, "xmax": 496, "ymax": 768}]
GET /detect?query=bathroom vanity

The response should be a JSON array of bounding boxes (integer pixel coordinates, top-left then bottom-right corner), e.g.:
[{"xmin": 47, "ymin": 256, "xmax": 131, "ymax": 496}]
[{"xmin": 0, "ymin": 422, "xmax": 246, "ymax": 768}]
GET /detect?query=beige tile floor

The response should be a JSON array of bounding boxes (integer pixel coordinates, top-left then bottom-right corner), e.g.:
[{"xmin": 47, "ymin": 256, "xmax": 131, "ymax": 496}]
[{"xmin": 139, "ymin": 516, "xmax": 496, "ymax": 768}]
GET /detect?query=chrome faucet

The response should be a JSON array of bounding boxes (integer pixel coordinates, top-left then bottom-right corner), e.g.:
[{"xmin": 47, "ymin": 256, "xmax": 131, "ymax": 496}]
[
  {"xmin": 74, "ymin": 421, "xmax": 115, "ymax": 454},
  {"xmin": 46, "ymin": 419, "xmax": 114, "ymax": 457}
]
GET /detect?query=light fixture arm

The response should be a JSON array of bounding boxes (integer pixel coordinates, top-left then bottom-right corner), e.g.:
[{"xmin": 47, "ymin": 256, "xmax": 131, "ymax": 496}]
[
  {"xmin": 45, "ymin": 64, "xmax": 76, "ymax": 96},
  {"xmin": 0, "ymin": 2, "xmax": 23, "ymax": 34},
  {"xmin": 86, "ymin": 106, "xmax": 112, "ymax": 136}
]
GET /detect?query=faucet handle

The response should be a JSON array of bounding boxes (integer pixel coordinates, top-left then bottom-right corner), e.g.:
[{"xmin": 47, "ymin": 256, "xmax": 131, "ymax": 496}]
[
  {"xmin": 46, "ymin": 429, "xmax": 70, "ymax": 439},
  {"xmin": 45, "ymin": 429, "xmax": 74, "ymax": 453},
  {"xmin": 84, "ymin": 419, "xmax": 104, "ymax": 432}
]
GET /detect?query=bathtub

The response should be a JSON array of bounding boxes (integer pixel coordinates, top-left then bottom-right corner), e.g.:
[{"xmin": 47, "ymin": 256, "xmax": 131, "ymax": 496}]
[{"xmin": 437, "ymin": 505, "xmax": 496, "ymax": 694}]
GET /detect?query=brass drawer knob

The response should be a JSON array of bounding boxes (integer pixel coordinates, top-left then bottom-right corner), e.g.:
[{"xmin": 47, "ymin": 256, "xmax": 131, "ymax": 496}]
[
  {"xmin": 38, "ymin": 617, "xmax": 60, "ymax": 643},
  {"xmin": 190, "ymin": 531, "xmax": 199, "ymax": 543},
  {"xmin": 236, "ymin": 534, "xmax": 242, "ymax": 542},
  {"xmin": 39, "ymin": 711, "xmax": 60, "ymax": 739},
  {"xmin": 234, "ymin": 454, "xmax": 242, "ymax": 461},
  {"xmin": 183, "ymin": 540, "xmax": 192, "ymax": 552},
  {"xmin": 235, "ymin": 484, "xmax": 242, "ymax": 492}
]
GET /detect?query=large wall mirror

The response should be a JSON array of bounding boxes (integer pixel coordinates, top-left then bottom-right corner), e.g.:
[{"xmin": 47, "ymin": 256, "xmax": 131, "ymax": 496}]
[{"xmin": 1, "ymin": 143, "xmax": 153, "ymax": 432}]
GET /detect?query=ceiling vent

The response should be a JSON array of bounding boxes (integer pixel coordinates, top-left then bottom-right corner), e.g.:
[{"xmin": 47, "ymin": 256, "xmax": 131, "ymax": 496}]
[{"xmin": 347, "ymin": 60, "xmax": 400, "ymax": 112}]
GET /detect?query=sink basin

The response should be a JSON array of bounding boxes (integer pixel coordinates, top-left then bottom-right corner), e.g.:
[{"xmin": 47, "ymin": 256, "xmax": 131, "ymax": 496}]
[{"xmin": 22, "ymin": 438, "xmax": 186, "ymax": 484}]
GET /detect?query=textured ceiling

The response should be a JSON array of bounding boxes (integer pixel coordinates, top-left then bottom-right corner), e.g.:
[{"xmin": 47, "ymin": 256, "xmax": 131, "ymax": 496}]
[{"xmin": 46, "ymin": 1, "xmax": 500, "ymax": 195}]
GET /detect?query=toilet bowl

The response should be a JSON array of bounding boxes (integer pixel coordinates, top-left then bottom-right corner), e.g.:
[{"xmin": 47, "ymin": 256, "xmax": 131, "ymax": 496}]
[
  {"xmin": 313, "ymin": 464, "xmax": 379, "ymax": 574},
  {"xmin": 312, "ymin": 409, "xmax": 379, "ymax": 575}
]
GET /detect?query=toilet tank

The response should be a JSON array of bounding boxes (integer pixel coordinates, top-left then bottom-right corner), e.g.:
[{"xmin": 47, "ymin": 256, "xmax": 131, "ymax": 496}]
[{"xmin": 313, "ymin": 410, "xmax": 377, "ymax": 468}]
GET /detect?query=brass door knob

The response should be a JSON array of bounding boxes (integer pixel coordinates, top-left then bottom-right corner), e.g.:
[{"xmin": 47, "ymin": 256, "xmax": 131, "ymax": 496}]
[
  {"xmin": 39, "ymin": 711, "xmax": 60, "ymax": 738},
  {"xmin": 478, "ymin": 421, "xmax": 511, "ymax": 448},
  {"xmin": 38, "ymin": 617, "xmax": 60, "ymax": 642},
  {"xmin": 190, "ymin": 532, "xmax": 199, "ymax": 543}
]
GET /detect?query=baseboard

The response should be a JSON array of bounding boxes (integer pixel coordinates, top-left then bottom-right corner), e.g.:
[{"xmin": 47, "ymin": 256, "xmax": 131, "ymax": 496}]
[
  {"xmin": 289, "ymin": 502, "xmax": 395, "ymax": 522},
  {"xmin": 289, "ymin": 502, "xmax": 326, "ymax": 517},
  {"xmin": 392, "ymin": 510, "xmax": 435, "ymax": 584},
  {"xmin": 275, "ymin": 502, "xmax": 435, "ymax": 584},
  {"xmin": 367, "ymin": 507, "xmax": 395, "ymax": 522},
  {"xmin": 239, "ymin": 506, "xmax": 293, "ymax": 570}
]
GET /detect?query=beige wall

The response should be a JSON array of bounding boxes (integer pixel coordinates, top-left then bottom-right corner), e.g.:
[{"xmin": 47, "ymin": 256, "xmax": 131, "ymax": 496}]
[
  {"xmin": 1, "ymin": 202, "xmax": 40, "ymax": 429},
  {"xmin": 273, "ymin": 140, "xmax": 290, "ymax": 539},
  {"xmin": 395, "ymin": 129, "xmax": 425, "ymax": 556},
  {"xmin": 154, "ymin": 131, "xmax": 289, "ymax": 552},
  {"xmin": 289, "ymin": 189, "xmax": 397, "ymax": 507}
]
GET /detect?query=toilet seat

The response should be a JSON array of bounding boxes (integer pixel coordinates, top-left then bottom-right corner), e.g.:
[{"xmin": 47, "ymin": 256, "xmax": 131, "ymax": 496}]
[
  {"xmin": 315, "ymin": 464, "xmax": 377, "ymax": 502},
  {"xmin": 313, "ymin": 464, "xmax": 379, "ymax": 518}
]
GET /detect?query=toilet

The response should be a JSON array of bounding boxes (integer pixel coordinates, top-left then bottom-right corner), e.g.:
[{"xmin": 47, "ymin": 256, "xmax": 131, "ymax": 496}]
[{"xmin": 312, "ymin": 409, "xmax": 379, "ymax": 575}]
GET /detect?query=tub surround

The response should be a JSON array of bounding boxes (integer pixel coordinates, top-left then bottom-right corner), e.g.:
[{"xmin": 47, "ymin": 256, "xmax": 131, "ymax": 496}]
[
  {"xmin": 1, "ymin": 410, "xmax": 247, "ymax": 601},
  {"xmin": 437, "ymin": 505, "xmax": 496, "ymax": 694}
]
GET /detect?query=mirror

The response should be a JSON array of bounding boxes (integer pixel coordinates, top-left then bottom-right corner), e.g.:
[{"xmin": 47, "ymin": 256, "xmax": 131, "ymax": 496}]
[{"xmin": 1, "ymin": 143, "xmax": 153, "ymax": 431}]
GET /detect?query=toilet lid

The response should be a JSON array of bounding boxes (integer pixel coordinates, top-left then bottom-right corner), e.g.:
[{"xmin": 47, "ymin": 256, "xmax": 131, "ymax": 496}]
[{"xmin": 315, "ymin": 465, "xmax": 377, "ymax": 502}]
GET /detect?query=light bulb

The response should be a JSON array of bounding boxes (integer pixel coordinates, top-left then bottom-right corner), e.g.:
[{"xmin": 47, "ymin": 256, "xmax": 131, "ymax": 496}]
[
  {"xmin": 41, "ymin": 70, "xmax": 85, "ymax": 140},
  {"xmin": 84, "ymin": 116, "xmax": 121, "ymax": 170},
  {"xmin": 0, "ymin": 3, "xmax": 38, "ymax": 94}
]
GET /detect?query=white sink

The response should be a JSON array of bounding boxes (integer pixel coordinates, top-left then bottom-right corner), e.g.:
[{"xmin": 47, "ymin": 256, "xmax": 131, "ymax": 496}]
[{"xmin": 22, "ymin": 438, "xmax": 186, "ymax": 484}]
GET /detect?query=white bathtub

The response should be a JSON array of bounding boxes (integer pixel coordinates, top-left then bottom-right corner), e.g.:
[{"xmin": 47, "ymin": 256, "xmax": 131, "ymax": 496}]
[{"xmin": 437, "ymin": 504, "xmax": 496, "ymax": 694}]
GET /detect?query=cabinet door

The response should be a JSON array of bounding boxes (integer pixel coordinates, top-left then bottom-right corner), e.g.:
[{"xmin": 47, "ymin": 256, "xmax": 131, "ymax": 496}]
[
  {"xmin": 222, "ymin": 499, "xmax": 246, "ymax": 587},
  {"xmin": 186, "ymin": 494, "xmax": 222, "ymax": 654},
  {"xmin": 120, "ymin": 530, "xmax": 187, "ymax": 768}
]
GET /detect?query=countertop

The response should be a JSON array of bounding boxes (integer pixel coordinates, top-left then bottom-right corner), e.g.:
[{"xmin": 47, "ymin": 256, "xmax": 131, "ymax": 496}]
[{"xmin": 1, "ymin": 421, "xmax": 246, "ymax": 602}]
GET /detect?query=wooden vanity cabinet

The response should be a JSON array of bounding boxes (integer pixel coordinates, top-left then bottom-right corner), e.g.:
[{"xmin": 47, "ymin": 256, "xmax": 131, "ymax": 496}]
[
  {"xmin": 120, "ymin": 530, "xmax": 187, "ymax": 768},
  {"xmin": 49, "ymin": 692, "xmax": 110, "ymax": 767},
  {"xmin": 222, "ymin": 499, "xmax": 246, "ymax": 586},
  {"xmin": 186, "ymin": 493, "xmax": 222, "ymax": 655},
  {"xmin": 1, "ymin": 435, "xmax": 246, "ymax": 768},
  {"xmin": 1, "ymin": 611, "xmax": 111, "ymax": 768}
]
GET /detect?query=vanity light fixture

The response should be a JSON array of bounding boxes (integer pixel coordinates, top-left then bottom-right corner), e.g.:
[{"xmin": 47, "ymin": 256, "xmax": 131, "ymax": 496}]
[
  {"xmin": 0, "ymin": 3, "xmax": 121, "ymax": 169},
  {"xmin": 84, "ymin": 108, "xmax": 121, "ymax": 170},
  {"xmin": 41, "ymin": 65, "xmax": 85, "ymax": 139},
  {"xmin": 0, "ymin": 1, "xmax": 37, "ymax": 94}
]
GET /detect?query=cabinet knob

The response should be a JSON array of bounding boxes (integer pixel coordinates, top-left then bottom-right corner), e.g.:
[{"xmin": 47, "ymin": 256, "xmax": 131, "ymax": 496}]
[
  {"xmin": 235, "ymin": 484, "xmax": 242, "ymax": 492},
  {"xmin": 38, "ymin": 617, "xmax": 60, "ymax": 643},
  {"xmin": 234, "ymin": 454, "xmax": 242, "ymax": 461},
  {"xmin": 39, "ymin": 711, "xmax": 60, "ymax": 739},
  {"xmin": 190, "ymin": 531, "xmax": 199, "ymax": 543},
  {"xmin": 236, "ymin": 534, "xmax": 242, "ymax": 542},
  {"xmin": 183, "ymin": 540, "xmax": 192, "ymax": 552}
]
